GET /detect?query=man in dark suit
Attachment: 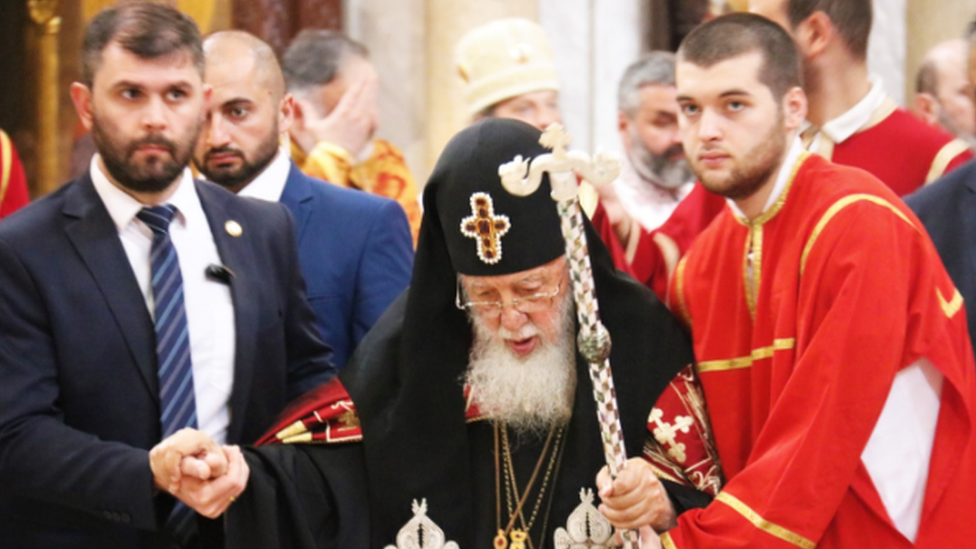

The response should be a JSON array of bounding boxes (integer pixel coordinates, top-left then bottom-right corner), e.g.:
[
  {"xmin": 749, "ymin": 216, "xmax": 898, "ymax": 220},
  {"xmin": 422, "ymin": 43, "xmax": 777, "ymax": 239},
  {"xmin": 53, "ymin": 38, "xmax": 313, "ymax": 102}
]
[
  {"xmin": 906, "ymin": 18, "xmax": 976, "ymax": 357},
  {"xmin": 0, "ymin": 4, "xmax": 336, "ymax": 548},
  {"xmin": 193, "ymin": 31, "xmax": 413, "ymax": 368},
  {"xmin": 906, "ymin": 161, "xmax": 976, "ymax": 354}
]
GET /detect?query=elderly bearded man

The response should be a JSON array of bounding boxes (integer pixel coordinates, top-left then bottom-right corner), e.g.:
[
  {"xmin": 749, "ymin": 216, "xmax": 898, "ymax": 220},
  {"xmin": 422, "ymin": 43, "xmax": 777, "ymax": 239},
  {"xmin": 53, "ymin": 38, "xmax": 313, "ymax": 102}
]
[{"xmin": 151, "ymin": 118, "xmax": 719, "ymax": 549}]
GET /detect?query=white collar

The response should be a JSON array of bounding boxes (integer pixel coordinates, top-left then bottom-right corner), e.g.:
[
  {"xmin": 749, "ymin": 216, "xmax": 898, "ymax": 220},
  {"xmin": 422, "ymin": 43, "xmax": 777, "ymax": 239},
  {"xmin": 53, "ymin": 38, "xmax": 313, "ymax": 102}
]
[
  {"xmin": 727, "ymin": 136, "xmax": 805, "ymax": 219},
  {"xmin": 237, "ymin": 151, "xmax": 291, "ymax": 203},
  {"xmin": 819, "ymin": 74, "xmax": 887, "ymax": 144},
  {"xmin": 89, "ymin": 154, "xmax": 199, "ymax": 232}
]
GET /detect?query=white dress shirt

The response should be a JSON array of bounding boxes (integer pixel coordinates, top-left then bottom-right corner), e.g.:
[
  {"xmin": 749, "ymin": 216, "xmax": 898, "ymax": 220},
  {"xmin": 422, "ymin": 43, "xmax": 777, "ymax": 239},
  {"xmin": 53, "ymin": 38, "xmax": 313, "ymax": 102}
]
[{"xmin": 90, "ymin": 156, "xmax": 236, "ymax": 445}]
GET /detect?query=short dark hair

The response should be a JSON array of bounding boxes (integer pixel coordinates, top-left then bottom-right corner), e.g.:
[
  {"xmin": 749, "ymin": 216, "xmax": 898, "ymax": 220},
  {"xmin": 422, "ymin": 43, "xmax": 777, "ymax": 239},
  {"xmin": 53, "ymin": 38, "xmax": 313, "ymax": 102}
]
[
  {"xmin": 787, "ymin": 0, "xmax": 872, "ymax": 60},
  {"xmin": 81, "ymin": 1, "xmax": 203, "ymax": 87},
  {"xmin": 677, "ymin": 13, "xmax": 803, "ymax": 100},
  {"xmin": 281, "ymin": 30, "xmax": 368, "ymax": 92}
]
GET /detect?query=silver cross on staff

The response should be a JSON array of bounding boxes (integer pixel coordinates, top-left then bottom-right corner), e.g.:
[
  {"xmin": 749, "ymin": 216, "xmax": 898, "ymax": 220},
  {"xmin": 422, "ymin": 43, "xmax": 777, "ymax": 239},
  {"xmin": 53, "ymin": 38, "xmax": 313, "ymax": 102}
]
[{"xmin": 498, "ymin": 123, "xmax": 642, "ymax": 549}]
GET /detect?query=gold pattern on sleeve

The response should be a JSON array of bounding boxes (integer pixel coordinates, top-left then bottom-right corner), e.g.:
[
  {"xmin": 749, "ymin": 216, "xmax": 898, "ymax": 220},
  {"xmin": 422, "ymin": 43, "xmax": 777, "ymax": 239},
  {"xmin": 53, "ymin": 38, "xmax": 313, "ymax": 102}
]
[
  {"xmin": 800, "ymin": 194, "xmax": 919, "ymax": 274},
  {"xmin": 926, "ymin": 139, "xmax": 971, "ymax": 184},
  {"xmin": 660, "ymin": 532, "xmax": 678, "ymax": 549},
  {"xmin": 938, "ymin": 287, "xmax": 964, "ymax": 318},
  {"xmin": 716, "ymin": 492, "xmax": 816, "ymax": 549},
  {"xmin": 697, "ymin": 338, "xmax": 796, "ymax": 373}
]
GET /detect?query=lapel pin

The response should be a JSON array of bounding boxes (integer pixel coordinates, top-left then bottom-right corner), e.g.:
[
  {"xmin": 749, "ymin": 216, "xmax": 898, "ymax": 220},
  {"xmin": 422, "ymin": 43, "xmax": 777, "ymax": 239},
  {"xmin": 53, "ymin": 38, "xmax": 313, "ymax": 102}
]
[{"xmin": 225, "ymin": 220, "xmax": 242, "ymax": 237}]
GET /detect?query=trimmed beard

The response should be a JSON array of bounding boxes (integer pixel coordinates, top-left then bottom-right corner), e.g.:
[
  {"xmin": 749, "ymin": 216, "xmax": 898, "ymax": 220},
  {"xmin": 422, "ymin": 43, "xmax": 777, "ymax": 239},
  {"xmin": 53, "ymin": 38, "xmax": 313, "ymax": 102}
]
[
  {"xmin": 92, "ymin": 111, "xmax": 198, "ymax": 195},
  {"xmin": 464, "ymin": 291, "xmax": 577, "ymax": 437},
  {"xmin": 626, "ymin": 126, "xmax": 693, "ymax": 190},
  {"xmin": 196, "ymin": 126, "xmax": 280, "ymax": 190},
  {"xmin": 698, "ymin": 111, "xmax": 786, "ymax": 201}
]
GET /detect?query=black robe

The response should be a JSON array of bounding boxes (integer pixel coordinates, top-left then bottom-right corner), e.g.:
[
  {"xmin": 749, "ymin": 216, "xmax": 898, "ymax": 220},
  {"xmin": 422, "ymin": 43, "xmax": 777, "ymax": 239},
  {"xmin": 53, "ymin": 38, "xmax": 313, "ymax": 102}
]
[{"xmin": 225, "ymin": 119, "xmax": 708, "ymax": 549}]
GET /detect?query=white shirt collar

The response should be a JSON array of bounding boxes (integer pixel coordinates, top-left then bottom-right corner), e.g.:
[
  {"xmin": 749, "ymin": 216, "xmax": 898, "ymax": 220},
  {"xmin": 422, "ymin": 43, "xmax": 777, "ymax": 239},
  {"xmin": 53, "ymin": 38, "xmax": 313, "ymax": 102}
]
[
  {"xmin": 89, "ymin": 153, "xmax": 199, "ymax": 232},
  {"xmin": 727, "ymin": 136, "xmax": 805, "ymax": 219},
  {"xmin": 237, "ymin": 151, "xmax": 291, "ymax": 203},
  {"xmin": 819, "ymin": 74, "xmax": 887, "ymax": 144}
]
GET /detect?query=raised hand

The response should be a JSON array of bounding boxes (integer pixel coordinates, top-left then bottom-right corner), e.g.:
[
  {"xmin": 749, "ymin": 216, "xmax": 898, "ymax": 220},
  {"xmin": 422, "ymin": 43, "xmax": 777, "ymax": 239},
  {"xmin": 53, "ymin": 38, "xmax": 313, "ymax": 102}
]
[{"xmin": 297, "ymin": 72, "xmax": 379, "ymax": 158}]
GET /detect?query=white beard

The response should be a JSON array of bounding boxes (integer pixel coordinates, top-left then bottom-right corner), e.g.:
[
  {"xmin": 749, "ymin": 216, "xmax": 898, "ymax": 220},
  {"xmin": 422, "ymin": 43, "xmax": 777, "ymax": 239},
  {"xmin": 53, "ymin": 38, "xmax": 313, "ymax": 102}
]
[
  {"xmin": 463, "ymin": 293, "xmax": 577, "ymax": 437},
  {"xmin": 626, "ymin": 126, "xmax": 693, "ymax": 190}
]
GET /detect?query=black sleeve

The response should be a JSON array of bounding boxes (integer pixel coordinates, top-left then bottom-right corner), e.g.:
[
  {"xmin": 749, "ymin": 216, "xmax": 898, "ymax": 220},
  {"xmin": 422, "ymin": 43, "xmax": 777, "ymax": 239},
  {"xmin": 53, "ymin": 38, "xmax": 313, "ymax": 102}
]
[
  {"xmin": 661, "ymin": 478, "xmax": 713, "ymax": 516},
  {"xmin": 226, "ymin": 443, "xmax": 370, "ymax": 549}
]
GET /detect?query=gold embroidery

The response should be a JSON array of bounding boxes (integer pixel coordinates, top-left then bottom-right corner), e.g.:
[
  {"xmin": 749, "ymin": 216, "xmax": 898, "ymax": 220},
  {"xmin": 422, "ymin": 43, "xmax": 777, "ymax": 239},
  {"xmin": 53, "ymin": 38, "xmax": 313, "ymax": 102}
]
[
  {"xmin": 800, "ymin": 195, "xmax": 918, "ymax": 274},
  {"xmin": 716, "ymin": 492, "xmax": 816, "ymax": 549},
  {"xmin": 926, "ymin": 139, "xmax": 971, "ymax": 184},
  {"xmin": 461, "ymin": 192, "xmax": 511, "ymax": 264},
  {"xmin": 660, "ymin": 532, "xmax": 678, "ymax": 549},
  {"xmin": 734, "ymin": 153, "xmax": 809, "ymax": 319},
  {"xmin": 939, "ymin": 287, "xmax": 964, "ymax": 318},
  {"xmin": 697, "ymin": 338, "xmax": 796, "ymax": 373}
]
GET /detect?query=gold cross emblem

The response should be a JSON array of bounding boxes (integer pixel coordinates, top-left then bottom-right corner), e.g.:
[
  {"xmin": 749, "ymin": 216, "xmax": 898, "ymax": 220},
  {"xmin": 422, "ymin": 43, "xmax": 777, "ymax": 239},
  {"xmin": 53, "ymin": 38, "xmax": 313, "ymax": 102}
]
[{"xmin": 461, "ymin": 192, "xmax": 511, "ymax": 264}]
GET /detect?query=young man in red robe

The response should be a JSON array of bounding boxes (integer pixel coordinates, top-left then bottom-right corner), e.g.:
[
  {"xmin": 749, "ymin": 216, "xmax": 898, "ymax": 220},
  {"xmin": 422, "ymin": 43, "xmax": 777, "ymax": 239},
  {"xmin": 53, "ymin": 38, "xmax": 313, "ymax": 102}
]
[{"xmin": 599, "ymin": 13, "xmax": 976, "ymax": 548}]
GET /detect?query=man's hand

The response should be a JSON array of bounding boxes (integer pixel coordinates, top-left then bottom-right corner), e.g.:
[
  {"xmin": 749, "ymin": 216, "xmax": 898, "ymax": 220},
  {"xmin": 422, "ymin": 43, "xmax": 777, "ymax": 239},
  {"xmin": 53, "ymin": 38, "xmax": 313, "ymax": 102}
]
[
  {"xmin": 594, "ymin": 179, "xmax": 635, "ymax": 246},
  {"xmin": 297, "ymin": 74, "xmax": 378, "ymax": 158},
  {"xmin": 174, "ymin": 445, "xmax": 250, "ymax": 518},
  {"xmin": 596, "ymin": 457, "xmax": 677, "ymax": 533},
  {"xmin": 150, "ymin": 428, "xmax": 226, "ymax": 494}
]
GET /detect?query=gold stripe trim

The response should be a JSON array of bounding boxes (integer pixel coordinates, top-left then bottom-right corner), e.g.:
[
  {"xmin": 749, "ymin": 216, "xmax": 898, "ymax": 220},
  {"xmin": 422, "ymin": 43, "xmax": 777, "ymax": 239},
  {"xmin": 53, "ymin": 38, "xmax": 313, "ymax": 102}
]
[
  {"xmin": 926, "ymin": 139, "xmax": 970, "ymax": 184},
  {"xmin": 672, "ymin": 255, "xmax": 693, "ymax": 328},
  {"xmin": 716, "ymin": 492, "xmax": 816, "ymax": 549},
  {"xmin": 660, "ymin": 532, "xmax": 678, "ymax": 549},
  {"xmin": 698, "ymin": 338, "xmax": 795, "ymax": 373},
  {"xmin": 939, "ymin": 287, "xmax": 964, "ymax": 318},
  {"xmin": 624, "ymin": 218, "xmax": 641, "ymax": 265},
  {"xmin": 862, "ymin": 97, "xmax": 898, "ymax": 132},
  {"xmin": 0, "ymin": 130, "xmax": 11, "ymax": 206},
  {"xmin": 653, "ymin": 231, "xmax": 681, "ymax": 279},
  {"xmin": 800, "ymin": 195, "xmax": 918, "ymax": 274}
]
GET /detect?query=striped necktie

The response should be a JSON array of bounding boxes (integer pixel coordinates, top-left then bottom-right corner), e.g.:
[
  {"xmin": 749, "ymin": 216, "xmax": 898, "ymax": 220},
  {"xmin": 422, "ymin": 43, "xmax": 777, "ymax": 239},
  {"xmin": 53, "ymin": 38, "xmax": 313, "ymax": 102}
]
[{"xmin": 137, "ymin": 204, "xmax": 198, "ymax": 546}]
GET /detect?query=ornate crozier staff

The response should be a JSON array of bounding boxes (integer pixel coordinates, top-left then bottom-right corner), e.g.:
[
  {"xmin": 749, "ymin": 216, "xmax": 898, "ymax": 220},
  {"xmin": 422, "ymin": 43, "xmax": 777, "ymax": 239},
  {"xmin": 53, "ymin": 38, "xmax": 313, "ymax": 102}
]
[{"xmin": 498, "ymin": 123, "xmax": 639, "ymax": 549}]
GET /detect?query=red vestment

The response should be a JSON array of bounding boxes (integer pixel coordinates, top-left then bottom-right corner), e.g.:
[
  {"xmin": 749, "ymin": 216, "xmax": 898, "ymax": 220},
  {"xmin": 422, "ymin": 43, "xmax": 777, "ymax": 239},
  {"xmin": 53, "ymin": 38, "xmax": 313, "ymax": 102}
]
[
  {"xmin": 591, "ymin": 184, "xmax": 726, "ymax": 300},
  {"xmin": 665, "ymin": 152, "xmax": 976, "ymax": 548},
  {"xmin": 825, "ymin": 106, "xmax": 972, "ymax": 197},
  {"xmin": 0, "ymin": 130, "xmax": 29, "ymax": 219}
]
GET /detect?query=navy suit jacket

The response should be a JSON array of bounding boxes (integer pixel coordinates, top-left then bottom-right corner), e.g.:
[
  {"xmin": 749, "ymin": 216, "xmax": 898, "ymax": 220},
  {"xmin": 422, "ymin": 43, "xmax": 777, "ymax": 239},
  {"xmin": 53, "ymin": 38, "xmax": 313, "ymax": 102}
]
[
  {"xmin": 0, "ymin": 173, "xmax": 336, "ymax": 548},
  {"xmin": 906, "ymin": 159, "xmax": 976, "ymax": 353},
  {"xmin": 279, "ymin": 162, "xmax": 413, "ymax": 367}
]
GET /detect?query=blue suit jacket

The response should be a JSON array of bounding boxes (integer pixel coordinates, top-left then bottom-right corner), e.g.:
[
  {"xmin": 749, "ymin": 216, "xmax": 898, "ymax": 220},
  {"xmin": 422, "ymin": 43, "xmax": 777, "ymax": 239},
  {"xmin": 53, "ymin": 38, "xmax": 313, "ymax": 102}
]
[
  {"xmin": 906, "ymin": 159, "xmax": 976, "ymax": 354},
  {"xmin": 279, "ymin": 162, "xmax": 413, "ymax": 367},
  {"xmin": 0, "ymin": 173, "xmax": 336, "ymax": 548}
]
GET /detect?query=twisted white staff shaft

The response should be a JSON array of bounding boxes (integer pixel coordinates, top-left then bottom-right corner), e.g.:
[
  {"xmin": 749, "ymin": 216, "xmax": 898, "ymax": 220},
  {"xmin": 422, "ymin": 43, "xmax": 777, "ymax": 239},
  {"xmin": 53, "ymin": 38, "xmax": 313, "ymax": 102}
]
[{"xmin": 556, "ymin": 197, "xmax": 637, "ymax": 549}]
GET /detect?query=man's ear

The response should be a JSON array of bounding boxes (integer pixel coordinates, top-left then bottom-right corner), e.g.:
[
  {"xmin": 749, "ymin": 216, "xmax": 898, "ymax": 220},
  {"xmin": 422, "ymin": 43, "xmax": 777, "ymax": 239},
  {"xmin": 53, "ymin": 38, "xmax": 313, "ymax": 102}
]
[
  {"xmin": 279, "ymin": 93, "xmax": 295, "ymax": 134},
  {"xmin": 618, "ymin": 111, "xmax": 633, "ymax": 147},
  {"xmin": 912, "ymin": 92, "xmax": 940, "ymax": 126},
  {"xmin": 783, "ymin": 86, "xmax": 808, "ymax": 131},
  {"xmin": 70, "ymin": 82, "xmax": 94, "ymax": 131},
  {"xmin": 793, "ymin": 11, "xmax": 833, "ymax": 59}
]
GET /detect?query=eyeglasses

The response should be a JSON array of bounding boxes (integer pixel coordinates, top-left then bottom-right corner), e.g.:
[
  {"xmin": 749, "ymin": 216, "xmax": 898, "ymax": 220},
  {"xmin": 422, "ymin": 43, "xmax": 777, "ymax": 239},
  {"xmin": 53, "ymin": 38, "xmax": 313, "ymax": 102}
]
[{"xmin": 455, "ymin": 281, "xmax": 561, "ymax": 318}]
